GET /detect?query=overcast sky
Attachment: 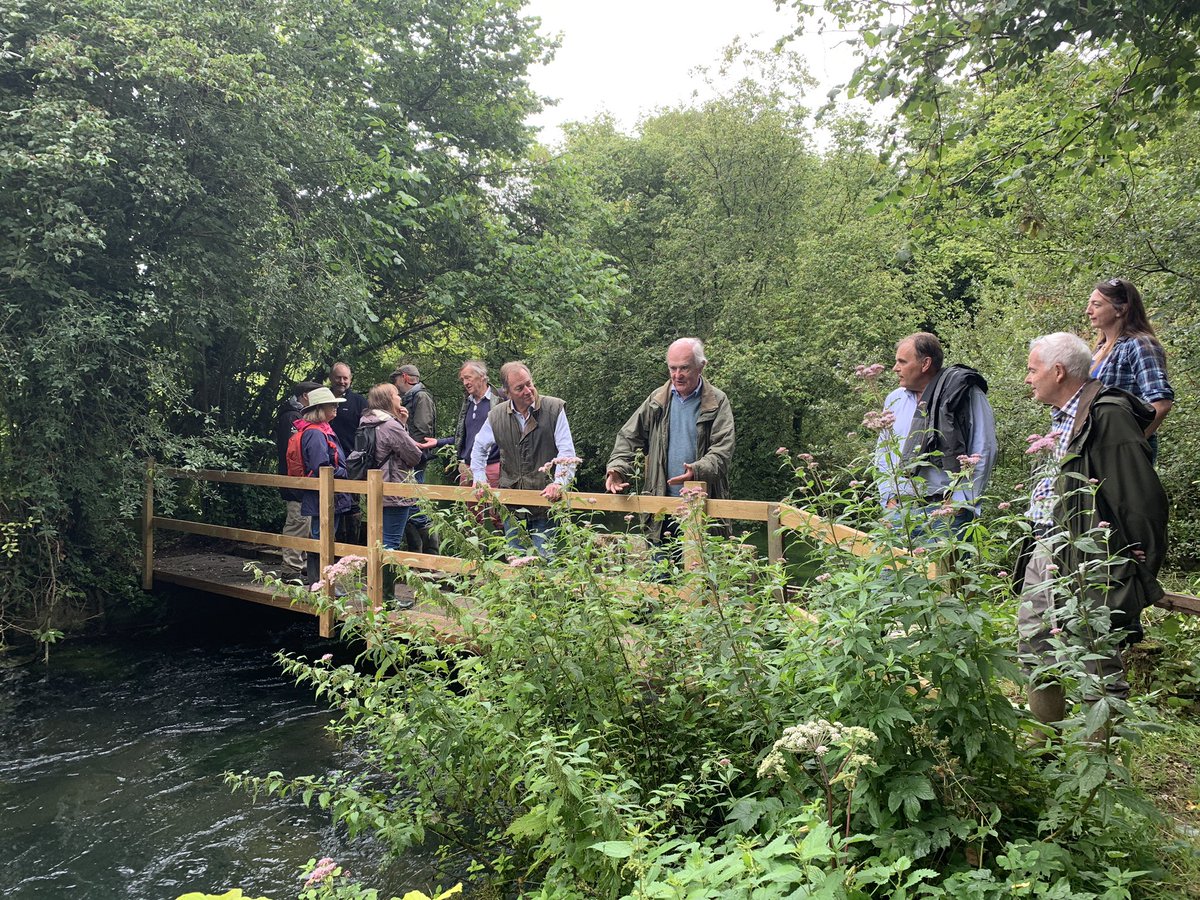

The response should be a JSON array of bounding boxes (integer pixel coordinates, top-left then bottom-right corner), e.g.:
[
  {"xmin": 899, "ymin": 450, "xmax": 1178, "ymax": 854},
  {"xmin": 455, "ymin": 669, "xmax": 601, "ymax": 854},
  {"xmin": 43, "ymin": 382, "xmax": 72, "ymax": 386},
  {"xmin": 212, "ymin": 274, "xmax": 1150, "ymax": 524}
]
[{"xmin": 522, "ymin": 0, "xmax": 863, "ymax": 145}]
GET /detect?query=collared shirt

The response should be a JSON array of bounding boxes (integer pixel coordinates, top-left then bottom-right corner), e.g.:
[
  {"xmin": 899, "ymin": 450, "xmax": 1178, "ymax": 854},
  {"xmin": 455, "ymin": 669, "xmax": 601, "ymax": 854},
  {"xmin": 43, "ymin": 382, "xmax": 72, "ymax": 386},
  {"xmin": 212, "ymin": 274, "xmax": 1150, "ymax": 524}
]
[
  {"xmin": 670, "ymin": 378, "xmax": 704, "ymax": 403},
  {"xmin": 874, "ymin": 384, "xmax": 997, "ymax": 509},
  {"xmin": 1028, "ymin": 385, "xmax": 1085, "ymax": 525},
  {"xmin": 1091, "ymin": 334, "xmax": 1173, "ymax": 404},
  {"xmin": 469, "ymin": 398, "xmax": 577, "ymax": 486}
]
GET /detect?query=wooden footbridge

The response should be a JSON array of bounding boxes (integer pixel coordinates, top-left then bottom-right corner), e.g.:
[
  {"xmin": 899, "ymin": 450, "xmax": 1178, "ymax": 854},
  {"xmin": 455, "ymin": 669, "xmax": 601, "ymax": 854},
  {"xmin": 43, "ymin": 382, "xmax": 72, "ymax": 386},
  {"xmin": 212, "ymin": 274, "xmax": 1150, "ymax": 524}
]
[{"xmin": 141, "ymin": 463, "xmax": 1200, "ymax": 638}]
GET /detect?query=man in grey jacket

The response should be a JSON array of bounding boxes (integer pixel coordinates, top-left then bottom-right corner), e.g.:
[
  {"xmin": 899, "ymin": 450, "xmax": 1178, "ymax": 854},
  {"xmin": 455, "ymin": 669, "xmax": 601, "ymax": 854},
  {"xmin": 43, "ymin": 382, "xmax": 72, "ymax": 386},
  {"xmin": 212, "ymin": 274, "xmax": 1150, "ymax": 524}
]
[{"xmin": 605, "ymin": 338, "xmax": 735, "ymax": 543}]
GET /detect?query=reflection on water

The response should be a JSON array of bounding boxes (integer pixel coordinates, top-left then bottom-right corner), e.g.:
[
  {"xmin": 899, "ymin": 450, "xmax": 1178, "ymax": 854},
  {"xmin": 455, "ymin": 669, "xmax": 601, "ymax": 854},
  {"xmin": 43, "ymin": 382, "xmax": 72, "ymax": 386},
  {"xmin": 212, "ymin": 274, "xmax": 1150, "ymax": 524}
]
[{"xmin": 0, "ymin": 595, "xmax": 430, "ymax": 900}]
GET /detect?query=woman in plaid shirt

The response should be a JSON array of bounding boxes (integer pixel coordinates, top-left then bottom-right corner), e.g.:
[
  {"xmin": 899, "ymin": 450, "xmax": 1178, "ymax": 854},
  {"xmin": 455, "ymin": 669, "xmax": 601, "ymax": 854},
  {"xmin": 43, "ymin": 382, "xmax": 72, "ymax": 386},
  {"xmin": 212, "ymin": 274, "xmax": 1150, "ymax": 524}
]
[{"xmin": 1087, "ymin": 277, "xmax": 1174, "ymax": 460}]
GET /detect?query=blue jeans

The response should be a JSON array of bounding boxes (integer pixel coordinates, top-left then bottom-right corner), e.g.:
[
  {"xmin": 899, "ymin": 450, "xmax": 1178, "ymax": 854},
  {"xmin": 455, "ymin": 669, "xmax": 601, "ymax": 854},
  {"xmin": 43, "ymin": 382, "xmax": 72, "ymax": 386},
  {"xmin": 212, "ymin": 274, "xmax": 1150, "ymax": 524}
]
[
  {"xmin": 382, "ymin": 505, "xmax": 414, "ymax": 550},
  {"xmin": 503, "ymin": 515, "xmax": 554, "ymax": 558},
  {"xmin": 409, "ymin": 468, "xmax": 430, "ymax": 528}
]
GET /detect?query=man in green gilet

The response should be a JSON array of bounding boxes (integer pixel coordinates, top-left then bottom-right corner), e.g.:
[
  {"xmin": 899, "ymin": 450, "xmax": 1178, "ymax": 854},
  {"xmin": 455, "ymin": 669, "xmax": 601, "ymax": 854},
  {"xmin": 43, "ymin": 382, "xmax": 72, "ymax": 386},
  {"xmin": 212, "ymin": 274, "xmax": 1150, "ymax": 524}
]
[{"xmin": 469, "ymin": 361, "xmax": 577, "ymax": 555}]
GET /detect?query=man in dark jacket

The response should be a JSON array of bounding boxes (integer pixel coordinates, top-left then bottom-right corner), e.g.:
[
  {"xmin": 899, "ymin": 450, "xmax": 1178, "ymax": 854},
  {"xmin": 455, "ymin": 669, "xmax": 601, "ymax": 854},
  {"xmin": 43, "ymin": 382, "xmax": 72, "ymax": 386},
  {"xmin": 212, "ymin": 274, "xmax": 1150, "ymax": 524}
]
[
  {"xmin": 875, "ymin": 332, "xmax": 997, "ymax": 535},
  {"xmin": 275, "ymin": 380, "xmax": 322, "ymax": 572},
  {"xmin": 1018, "ymin": 331, "xmax": 1168, "ymax": 727},
  {"xmin": 327, "ymin": 361, "xmax": 368, "ymax": 543},
  {"xmin": 605, "ymin": 338, "xmax": 735, "ymax": 544}
]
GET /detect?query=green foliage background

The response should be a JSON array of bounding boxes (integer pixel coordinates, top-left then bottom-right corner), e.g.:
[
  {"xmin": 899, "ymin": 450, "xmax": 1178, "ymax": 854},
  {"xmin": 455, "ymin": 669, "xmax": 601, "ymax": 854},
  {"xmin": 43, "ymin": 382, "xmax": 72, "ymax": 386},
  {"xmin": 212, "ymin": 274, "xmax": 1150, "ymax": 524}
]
[{"xmin": 2, "ymin": 2, "xmax": 1198, "ymax": 635}]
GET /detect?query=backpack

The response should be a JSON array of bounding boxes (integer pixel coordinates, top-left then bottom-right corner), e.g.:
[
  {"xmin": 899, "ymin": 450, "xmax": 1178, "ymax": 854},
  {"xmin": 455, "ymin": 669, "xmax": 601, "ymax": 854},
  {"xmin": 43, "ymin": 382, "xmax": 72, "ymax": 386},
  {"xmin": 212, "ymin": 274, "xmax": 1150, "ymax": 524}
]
[
  {"xmin": 344, "ymin": 424, "xmax": 379, "ymax": 480},
  {"xmin": 286, "ymin": 423, "xmax": 339, "ymax": 478}
]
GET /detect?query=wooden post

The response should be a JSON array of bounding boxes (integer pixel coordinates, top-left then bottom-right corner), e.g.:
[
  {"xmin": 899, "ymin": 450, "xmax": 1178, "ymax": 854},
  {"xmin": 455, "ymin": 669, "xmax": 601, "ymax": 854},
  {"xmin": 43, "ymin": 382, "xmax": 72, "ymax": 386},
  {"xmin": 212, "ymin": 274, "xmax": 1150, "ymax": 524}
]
[
  {"xmin": 767, "ymin": 503, "xmax": 785, "ymax": 601},
  {"xmin": 367, "ymin": 468, "xmax": 384, "ymax": 608},
  {"xmin": 680, "ymin": 480, "xmax": 707, "ymax": 573},
  {"xmin": 142, "ymin": 457, "xmax": 155, "ymax": 591},
  {"xmin": 767, "ymin": 504, "xmax": 783, "ymax": 563},
  {"xmin": 318, "ymin": 466, "xmax": 336, "ymax": 638}
]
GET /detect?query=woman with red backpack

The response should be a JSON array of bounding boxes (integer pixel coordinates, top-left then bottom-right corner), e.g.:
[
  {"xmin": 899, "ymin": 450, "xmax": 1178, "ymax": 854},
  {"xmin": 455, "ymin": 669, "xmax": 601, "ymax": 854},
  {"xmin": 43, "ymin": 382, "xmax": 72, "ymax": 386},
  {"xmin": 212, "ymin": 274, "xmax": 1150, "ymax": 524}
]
[{"xmin": 292, "ymin": 386, "xmax": 355, "ymax": 585}]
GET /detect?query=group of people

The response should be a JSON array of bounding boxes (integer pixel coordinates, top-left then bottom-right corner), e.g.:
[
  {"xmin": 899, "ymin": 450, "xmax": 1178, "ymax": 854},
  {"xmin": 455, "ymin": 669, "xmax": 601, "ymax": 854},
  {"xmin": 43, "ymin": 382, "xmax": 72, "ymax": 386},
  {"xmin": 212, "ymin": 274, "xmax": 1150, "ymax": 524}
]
[
  {"xmin": 874, "ymin": 278, "xmax": 1172, "ymax": 729},
  {"xmin": 274, "ymin": 277, "xmax": 1173, "ymax": 731}
]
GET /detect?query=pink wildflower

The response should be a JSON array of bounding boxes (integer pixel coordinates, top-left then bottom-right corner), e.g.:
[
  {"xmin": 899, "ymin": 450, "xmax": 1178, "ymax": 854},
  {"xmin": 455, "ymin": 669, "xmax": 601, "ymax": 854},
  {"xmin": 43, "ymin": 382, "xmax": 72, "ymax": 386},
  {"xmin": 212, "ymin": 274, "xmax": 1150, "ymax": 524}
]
[
  {"xmin": 912, "ymin": 547, "xmax": 927, "ymax": 555},
  {"xmin": 849, "ymin": 480, "xmax": 864, "ymax": 488},
  {"xmin": 1046, "ymin": 563, "xmax": 1058, "ymax": 573},
  {"xmin": 305, "ymin": 858, "xmax": 338, "ymax": 887},
  {"xmin": 815, "ymin": 573, "xmax": 832, "ymax": 583},
  {"xmin": 1097, "ymin": 520, "xmax": 1111, "ymax": 528},
  {"xmin": 776, "ymin": 446, "xmax": 789, "ymax": 456},
  {"xmin": 929, "ymin": 505, "xmax": 955, "ymax": 518},
  {"xmin": 1088, "ymin": 478, "xmax": 1099, "ymax": 484},
  {"xmin": 679, "ymin": 485, "xmax": 708, "ymax": 499},
  {"xmin": 538, "ymin": 455, "xmax": 583, "ymax": 474},
  {"xmin": 1014, "ymin": 483, "xmax": 1025, "ymax": 491},
  {"xmin": 508, "ymin": 555, "xmax": 539, "ymax": 567},
  {"xmin": 1050, "ymin": 627, "xmax": 1063, "ymax": 636},
  {"xmin": 957, "ymin": 453, "xmax": 983, "ymax": 469},
  {"xmin": 997, "ymin": 570, "xmax": 1009, "ymax": 578},
  {"xmin": 997, "ymin": 501, "xmax": 1011, "ymax": 510},
  {"xmin": 320, "ymin": 653, "xmax": 333, "ymax": 662},
  {"xmin": 862, "ymin": 409, "xmax": 897, "ymax": 431},
  {"xmin": 623, "ymin": 514, "xmax": 634, "ymax": 522},
  {"xmin": 854, "ymin": 363, "xmax": 887, "ymax": 381},
  {"xmin": 1025, "ymin": 432, "xmax": 1060, "ymax": 455}
]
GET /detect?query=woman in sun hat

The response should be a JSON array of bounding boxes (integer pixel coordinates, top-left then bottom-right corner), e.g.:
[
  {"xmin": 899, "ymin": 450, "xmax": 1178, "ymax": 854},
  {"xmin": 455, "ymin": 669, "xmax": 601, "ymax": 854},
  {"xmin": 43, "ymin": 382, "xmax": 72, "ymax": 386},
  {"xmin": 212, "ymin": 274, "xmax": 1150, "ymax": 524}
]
[{"xmin": 295, "ymin": 386, "xmax": 355, "ymax": 584}]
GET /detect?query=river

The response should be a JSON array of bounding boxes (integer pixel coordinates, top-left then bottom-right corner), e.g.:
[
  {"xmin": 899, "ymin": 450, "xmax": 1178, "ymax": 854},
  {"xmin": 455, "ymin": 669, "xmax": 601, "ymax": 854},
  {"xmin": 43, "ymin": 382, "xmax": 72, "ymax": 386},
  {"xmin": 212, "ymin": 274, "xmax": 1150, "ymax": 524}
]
[{"xmin": 0, "ymin": 596, "xmax": 435, "ymax": 900}]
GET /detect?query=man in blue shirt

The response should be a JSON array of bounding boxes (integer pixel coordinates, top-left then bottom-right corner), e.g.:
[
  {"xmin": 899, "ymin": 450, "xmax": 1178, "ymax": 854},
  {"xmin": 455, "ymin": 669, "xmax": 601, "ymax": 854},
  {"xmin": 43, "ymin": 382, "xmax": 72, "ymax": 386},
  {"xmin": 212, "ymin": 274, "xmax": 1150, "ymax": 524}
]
[
  {"xmin": 605, "ymin": 338, "xmax": 736, "ymax": 544},
  {"xmin": 874, "ymin": 332, "xmax": 997, "ymax": 535}
]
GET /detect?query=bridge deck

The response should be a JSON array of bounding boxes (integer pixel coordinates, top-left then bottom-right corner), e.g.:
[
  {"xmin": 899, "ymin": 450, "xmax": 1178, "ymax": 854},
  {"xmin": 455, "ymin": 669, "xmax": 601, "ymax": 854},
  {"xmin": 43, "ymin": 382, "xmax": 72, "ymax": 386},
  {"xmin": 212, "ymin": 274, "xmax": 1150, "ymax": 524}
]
[{"xmin": 153, "ymin": 549, "xmax": 477, "ymax": 640}]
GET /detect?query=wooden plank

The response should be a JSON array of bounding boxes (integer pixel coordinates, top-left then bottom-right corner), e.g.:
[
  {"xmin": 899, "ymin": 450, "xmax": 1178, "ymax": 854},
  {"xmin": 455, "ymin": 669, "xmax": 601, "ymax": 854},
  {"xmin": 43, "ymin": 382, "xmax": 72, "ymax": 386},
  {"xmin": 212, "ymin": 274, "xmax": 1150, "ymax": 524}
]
[
  {"xmin": 152, "ymin": 517, "xmax": 318, "ymax": 551},
  {"xmin": 154, "ymin": 569, "xmax": 319, "ymax": 616},
  {"xmin": 706, "ymin": 498, "xmax": 771, "ymax": 521},
  {"xmin": 161, "ymin": 468, "xmax": 305, "ymax": 490},
  {"xmin": 366, "ymin": 469, "xmax": 384, "ymax": 608},
  {"xmin": 380, "ymin": 549, "xmax": 475, "ymax": 574},
  {"xmin": 142, "ymin": 458, "xmax": 155, "ymax": 591},
  {"xmin": 1157, "ymin": 592, "xmax": 1200, "ymax": 616}
]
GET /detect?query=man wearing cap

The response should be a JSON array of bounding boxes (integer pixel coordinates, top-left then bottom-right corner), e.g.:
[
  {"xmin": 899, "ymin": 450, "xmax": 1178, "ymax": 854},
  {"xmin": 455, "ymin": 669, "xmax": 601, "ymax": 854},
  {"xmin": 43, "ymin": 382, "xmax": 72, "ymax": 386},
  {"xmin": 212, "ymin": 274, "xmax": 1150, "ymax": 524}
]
[
  {"xmin": 391, "ymin": 363, "xmax": 440, "ymax": 553},
  {"xmin": 470, "ymin": 361, "xmax": 577, "ymax": 554},
  {"xmin": 275, "ymin": 379, "xmax": 322, "ymax": 574}
]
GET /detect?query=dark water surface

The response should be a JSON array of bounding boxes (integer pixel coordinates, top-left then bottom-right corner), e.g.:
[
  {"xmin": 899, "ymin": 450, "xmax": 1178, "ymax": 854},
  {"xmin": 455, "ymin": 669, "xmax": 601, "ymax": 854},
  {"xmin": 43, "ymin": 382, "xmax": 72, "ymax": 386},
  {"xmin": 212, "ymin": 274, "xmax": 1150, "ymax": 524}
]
[{"xmin": 0, "ymin": 597, "xmax": 432, "ymax": 900}]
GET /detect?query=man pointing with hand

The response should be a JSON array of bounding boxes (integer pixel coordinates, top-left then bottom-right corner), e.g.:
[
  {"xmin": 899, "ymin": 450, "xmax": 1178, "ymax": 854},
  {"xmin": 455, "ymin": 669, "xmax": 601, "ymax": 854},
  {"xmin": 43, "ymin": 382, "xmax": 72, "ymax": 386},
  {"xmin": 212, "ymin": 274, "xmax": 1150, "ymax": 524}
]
[{"xmin": 605, "ymin": 338, "xmax": 735, "ymax": 543}]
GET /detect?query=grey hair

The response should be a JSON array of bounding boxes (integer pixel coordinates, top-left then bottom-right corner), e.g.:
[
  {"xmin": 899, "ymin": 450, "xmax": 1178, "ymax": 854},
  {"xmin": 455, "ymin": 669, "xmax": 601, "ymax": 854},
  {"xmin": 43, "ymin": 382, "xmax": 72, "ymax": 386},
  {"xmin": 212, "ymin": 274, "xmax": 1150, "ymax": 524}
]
[
  {"xmin": 1030, "ymin": 332, "xmax": 1092, "ymax": 381},
  {"xmin": 668, "ymin": 337, "xmax": 707, "ymax": 367},
  {"xmin": 499, "ymin": 360, "xmax": 531, "ymax": 390},
  {"xmin": 460, "ymin": 359, "xmax": 488, "ymax": 380}
]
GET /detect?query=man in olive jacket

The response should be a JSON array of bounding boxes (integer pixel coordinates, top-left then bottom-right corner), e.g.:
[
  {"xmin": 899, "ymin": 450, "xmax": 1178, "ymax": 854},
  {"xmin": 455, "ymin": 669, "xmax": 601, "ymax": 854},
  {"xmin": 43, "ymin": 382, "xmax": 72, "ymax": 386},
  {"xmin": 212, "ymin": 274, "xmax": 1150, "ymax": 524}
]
[
  {"xmin": 1018, "ymin": 332, "xmax": 1168, "ymax": 726},
  {"xmin": 605, "ymin": 338, "xmax": 735, "ymax": 543}
]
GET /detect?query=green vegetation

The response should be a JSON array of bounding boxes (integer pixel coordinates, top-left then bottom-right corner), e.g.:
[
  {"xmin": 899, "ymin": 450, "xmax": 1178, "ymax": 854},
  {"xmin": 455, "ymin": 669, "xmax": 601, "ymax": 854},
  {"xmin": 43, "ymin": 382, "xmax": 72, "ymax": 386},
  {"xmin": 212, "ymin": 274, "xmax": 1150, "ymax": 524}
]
[
  {"xmin": 230, "ymin": 439, "xmax": 1198, "ymax": 896},
  {"xmin": 4, "ymin": 0, "xmax": 1200, "ymax": 893}
]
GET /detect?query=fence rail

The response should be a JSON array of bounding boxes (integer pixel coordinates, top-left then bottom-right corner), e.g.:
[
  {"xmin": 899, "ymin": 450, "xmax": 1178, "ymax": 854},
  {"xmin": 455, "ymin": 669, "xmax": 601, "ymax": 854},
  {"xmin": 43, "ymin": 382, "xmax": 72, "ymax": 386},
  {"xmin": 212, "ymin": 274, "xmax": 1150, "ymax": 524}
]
[{"xmin": 142, "ymin": 461, "xmax": 1200, "ymax": 636}]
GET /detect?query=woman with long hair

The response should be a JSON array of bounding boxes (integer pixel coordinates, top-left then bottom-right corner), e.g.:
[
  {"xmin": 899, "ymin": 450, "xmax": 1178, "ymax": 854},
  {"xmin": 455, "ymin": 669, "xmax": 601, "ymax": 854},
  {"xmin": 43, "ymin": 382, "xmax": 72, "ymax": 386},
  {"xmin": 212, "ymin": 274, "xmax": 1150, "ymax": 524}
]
[{"xmin": 1087, "ymin": 277, "xmax": 1174, "ymax": 458}]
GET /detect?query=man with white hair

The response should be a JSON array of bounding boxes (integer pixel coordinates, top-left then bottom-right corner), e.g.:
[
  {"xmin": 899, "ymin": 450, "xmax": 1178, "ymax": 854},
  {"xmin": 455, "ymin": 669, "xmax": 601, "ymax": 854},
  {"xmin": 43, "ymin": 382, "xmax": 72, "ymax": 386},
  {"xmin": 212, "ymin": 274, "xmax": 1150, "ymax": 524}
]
[
  {"xmin": 1018, "ymin": 331, "xmax": 1168, "ymax": 727},
  {"xmin": 605, "ymin": 338, "xmax": 735, "ymax": 543}
]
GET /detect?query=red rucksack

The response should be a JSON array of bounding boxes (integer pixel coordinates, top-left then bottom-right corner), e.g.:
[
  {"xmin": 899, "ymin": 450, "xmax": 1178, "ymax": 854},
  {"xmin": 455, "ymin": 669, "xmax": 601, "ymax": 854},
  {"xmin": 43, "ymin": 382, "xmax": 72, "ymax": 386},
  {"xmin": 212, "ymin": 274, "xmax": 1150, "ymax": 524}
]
[{"xmin": 286, "ymin": 422, "xmax": 339, "ymax": 477}]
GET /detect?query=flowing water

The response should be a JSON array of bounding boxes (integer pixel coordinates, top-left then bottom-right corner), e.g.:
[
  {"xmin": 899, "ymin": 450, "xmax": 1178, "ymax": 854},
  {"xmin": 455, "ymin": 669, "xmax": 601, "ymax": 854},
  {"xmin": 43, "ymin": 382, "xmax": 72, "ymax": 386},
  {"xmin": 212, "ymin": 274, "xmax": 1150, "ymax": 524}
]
[{"xmin": 0, "ymin": 596, "xmax": 435, "ymax": 900}]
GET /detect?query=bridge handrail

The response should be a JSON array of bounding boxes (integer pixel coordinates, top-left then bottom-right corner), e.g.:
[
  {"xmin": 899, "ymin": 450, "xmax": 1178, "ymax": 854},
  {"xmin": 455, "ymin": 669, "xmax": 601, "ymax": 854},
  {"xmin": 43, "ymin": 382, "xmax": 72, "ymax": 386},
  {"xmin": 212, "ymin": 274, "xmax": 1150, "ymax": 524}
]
[{"xmin": 143, "ymin": 462, "xmax": 1200, "ymax": 636}]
